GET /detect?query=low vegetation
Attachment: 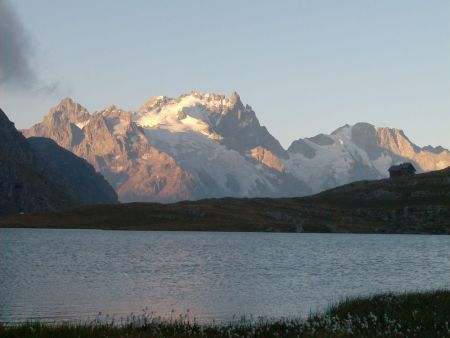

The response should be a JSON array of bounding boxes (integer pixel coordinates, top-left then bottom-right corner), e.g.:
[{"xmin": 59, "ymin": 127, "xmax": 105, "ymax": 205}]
[
  {"xmin": 1, "ymin": 168, "xmax": 449, "ymax": 234},
  {"xmin": 1, "ymin": 290, "xmax": 449, "ymax": 337}
]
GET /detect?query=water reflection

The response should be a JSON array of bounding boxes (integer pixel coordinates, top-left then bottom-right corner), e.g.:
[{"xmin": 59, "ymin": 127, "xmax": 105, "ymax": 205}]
[{"xmin": 0, "ymin": 229, "xmax": 449, "ymax": 322}]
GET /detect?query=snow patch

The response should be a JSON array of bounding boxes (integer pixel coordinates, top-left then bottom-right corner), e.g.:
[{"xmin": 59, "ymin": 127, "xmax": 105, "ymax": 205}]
[{"xmin": 75, "ymin": 120, "xmax": 89, "ymax": 129}]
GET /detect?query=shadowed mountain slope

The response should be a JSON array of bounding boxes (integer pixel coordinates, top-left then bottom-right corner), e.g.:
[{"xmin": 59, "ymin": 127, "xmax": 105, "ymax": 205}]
[
  {"xmin": 28, "ymin": 137, "xmax": 118, "ymax": 205},
  {"xmin": 0, "ymin": 108, "xmax": 118, "ymax": 215},
  {"xmin": 0, "ymin": 108, "xmax": 75, "ymax": 214}
]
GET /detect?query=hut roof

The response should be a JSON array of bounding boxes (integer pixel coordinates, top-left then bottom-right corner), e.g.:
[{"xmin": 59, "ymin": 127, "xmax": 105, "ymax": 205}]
[{"xmin": 388, "ymin": 162, "xmax": 416, "ymax": 172}]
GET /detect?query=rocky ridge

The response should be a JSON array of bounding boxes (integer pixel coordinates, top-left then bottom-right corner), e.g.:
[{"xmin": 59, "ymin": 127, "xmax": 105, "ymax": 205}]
[
  {"xmin": 24, "ymin": 92, "xmax": 450, "ymax": 202},
  {"xmin": 25, "ymin": 93, "xmax": 308, "ymax": 202}
]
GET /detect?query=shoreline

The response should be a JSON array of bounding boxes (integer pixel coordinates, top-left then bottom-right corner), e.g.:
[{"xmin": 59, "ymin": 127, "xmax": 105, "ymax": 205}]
[
  {"xmin": 1, "ymin": 225, "xmax": 450, "ymax": 235},
  {"xmin": 2, "ymin": 290, "xmax": 449, "ymax": 337}
]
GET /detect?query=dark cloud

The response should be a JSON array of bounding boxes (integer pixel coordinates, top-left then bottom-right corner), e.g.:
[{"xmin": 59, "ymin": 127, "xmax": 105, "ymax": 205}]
[{"xmin": 0, "ymin": 0, "xmax": 36, "ymax": 88}]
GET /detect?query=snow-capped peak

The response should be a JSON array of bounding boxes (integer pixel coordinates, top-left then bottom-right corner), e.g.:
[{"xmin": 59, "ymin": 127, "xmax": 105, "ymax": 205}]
[
  {"xmin": 138, "ymin": 96, "xmax": 171, "ymax": 112},
  {"xmin": 134, "ymin": 95, "xmax": 209, "ymax": 140},
  {"xmin": 24, "ymin": 93, "xmax": 450, "ymax": 204},
  {"xmin": 133, "ymin": 91, "xmax": 246, "ymax": 139}
]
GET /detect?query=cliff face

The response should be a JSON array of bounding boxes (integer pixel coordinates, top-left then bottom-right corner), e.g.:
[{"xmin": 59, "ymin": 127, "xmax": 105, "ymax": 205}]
[
  {"xmin": 66, "ymin": 107, "xmax": 196, "ymax": 203},
  {"xmin": 375, "ymin": 127, "xmax": 450, "ymax": 172},
  {"xmin": 25, "ymin": 102, "xmax": 201, "ymax": 203},
  {"xmin": 0, "ymin": 108, "xmax": 118, "ymax": 215},
  {"xmin": 26, "ymin": 98, "xmax": 90, "ymax": 149},
  {"xmin": 250, "ymin": 146, "xmax": 285, "ymax": 172}
]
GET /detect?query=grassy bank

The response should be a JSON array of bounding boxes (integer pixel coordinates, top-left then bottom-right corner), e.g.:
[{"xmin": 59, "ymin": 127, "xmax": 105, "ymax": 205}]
[
  {"xmin": 1, "ymin": 168, "xmax": 449, "ymax": 234},
  {"xmin": 1, "ymin": 290, "xmax": 449, "ymax": 337}
]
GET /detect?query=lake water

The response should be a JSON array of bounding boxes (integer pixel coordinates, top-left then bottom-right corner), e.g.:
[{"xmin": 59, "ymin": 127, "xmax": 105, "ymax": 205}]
[{"xmin": 0, "ymin": 229, "xmax": 449, "ymax": 323}]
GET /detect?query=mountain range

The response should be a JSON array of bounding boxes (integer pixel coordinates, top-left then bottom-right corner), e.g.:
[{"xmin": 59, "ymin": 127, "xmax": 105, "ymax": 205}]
[
  {"xmin": 0, "ymin": 108, "xmax": 118, "ymax": 215},
  {"xmin": 24, "ymin": 91, "xmax": 450, "ymax": 203}
]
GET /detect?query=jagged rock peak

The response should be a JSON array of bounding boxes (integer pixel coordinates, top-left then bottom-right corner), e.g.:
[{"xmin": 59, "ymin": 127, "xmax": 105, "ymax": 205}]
[
  {"xmin": 229, "ymin": 90, "xmax": 241, "ymax": 106},
  {"xmin": 58, "ymin": 97, "xmax": 76, "ymax": 105},
  {"xmin": 376, "ymin": 126, "xmax": 420, "ymax": 151},
  {"xmin": 47, "ymin": 97, "xmax": 90, "ymax": 124},
  {"xmin": 102, "ymin": 104, "xmax": 128, "ymax": 115},
  {"xmin": 0, "ymin": 107, "xmax": 15, "ymax": 129},
  {"xmin": 105, "ymin": 104, "xmax": 117, "ymax": 111},
  {"xmin": 179, "ymin": 91, "xmax": 228, "ymax": 101},
  {"xmin": 138, "ymin": 91, "xmax": 245, "ymax": 113},
  {"xmin": 175, "ymin": 90, "xmax": 241, "ymax": 107},
  {"xmin": 139, "ymin": 96, "xmax": 170, "ymax": 112},
  {"xmin": 52, "ymin": 97, "xmax": 87, "ymax": 113}
]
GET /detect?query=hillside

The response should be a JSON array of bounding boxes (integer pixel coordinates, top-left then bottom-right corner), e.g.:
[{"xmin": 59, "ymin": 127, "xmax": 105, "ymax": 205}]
[{"xmin": 2, "ymin": 167, "xmax": 449, "ymax": 234}]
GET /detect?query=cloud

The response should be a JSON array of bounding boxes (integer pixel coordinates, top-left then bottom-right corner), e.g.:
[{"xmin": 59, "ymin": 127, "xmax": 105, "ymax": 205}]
[
  {"xmin": 0, "ymin": 0, "xmax": 36, "ymax": 88},
  {"xmin": 34, "ymin": 79, "xmax": 72, "ymax": 97}
]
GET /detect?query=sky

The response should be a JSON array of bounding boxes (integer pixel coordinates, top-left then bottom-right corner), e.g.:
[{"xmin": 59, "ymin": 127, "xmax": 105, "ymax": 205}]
[{"xmin": 1, "ymin": 0, "xmax": 449, "ymax": 149}]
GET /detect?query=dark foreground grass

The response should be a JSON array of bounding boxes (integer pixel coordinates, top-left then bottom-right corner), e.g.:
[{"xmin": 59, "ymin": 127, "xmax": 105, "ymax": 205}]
[{"xmin": 1, "ymin": 290, "xmax": 449, "ymax": 338}]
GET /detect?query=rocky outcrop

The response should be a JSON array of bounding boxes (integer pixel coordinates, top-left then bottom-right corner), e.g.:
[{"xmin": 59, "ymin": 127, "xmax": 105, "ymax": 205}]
[
  {"xmin": 25, "ymin": 98, "xmax": 89, "ymax": 149},
  {"xmin": 376, "ymin": 127, "xmax": 450, "ymax": 172},
  {"xmin": 250, "ymin": 146, "xmax": 285, "ymax": 172},
  {"xmin": 210, "ymin": 91, "xmax": 287, "ymax": 158}
]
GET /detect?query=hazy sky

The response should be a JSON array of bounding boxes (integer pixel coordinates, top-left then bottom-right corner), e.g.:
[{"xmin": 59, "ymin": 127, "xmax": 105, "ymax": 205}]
[{"xmin": 1, "ymin": 0, "xmax": 449, "ymax": 149}]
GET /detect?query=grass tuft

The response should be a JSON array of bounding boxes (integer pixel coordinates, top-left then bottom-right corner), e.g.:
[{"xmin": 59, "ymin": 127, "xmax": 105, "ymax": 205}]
[{"xmin": 1, "ymin": 290, "xmax": 449, "ymax": 337}]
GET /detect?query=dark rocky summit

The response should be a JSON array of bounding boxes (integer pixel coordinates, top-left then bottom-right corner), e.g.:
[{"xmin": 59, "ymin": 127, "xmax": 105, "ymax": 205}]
[
  {"xmin": 0, "ymin": 108, "xmax": 74, "ymax": 214},
  {"xmin": 210, "ymin": 91, "xmax": 287, "ymax": 158},
  {"xmin": 0, "ymin": 108, "xmax": 117, "ymax": 215}
]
